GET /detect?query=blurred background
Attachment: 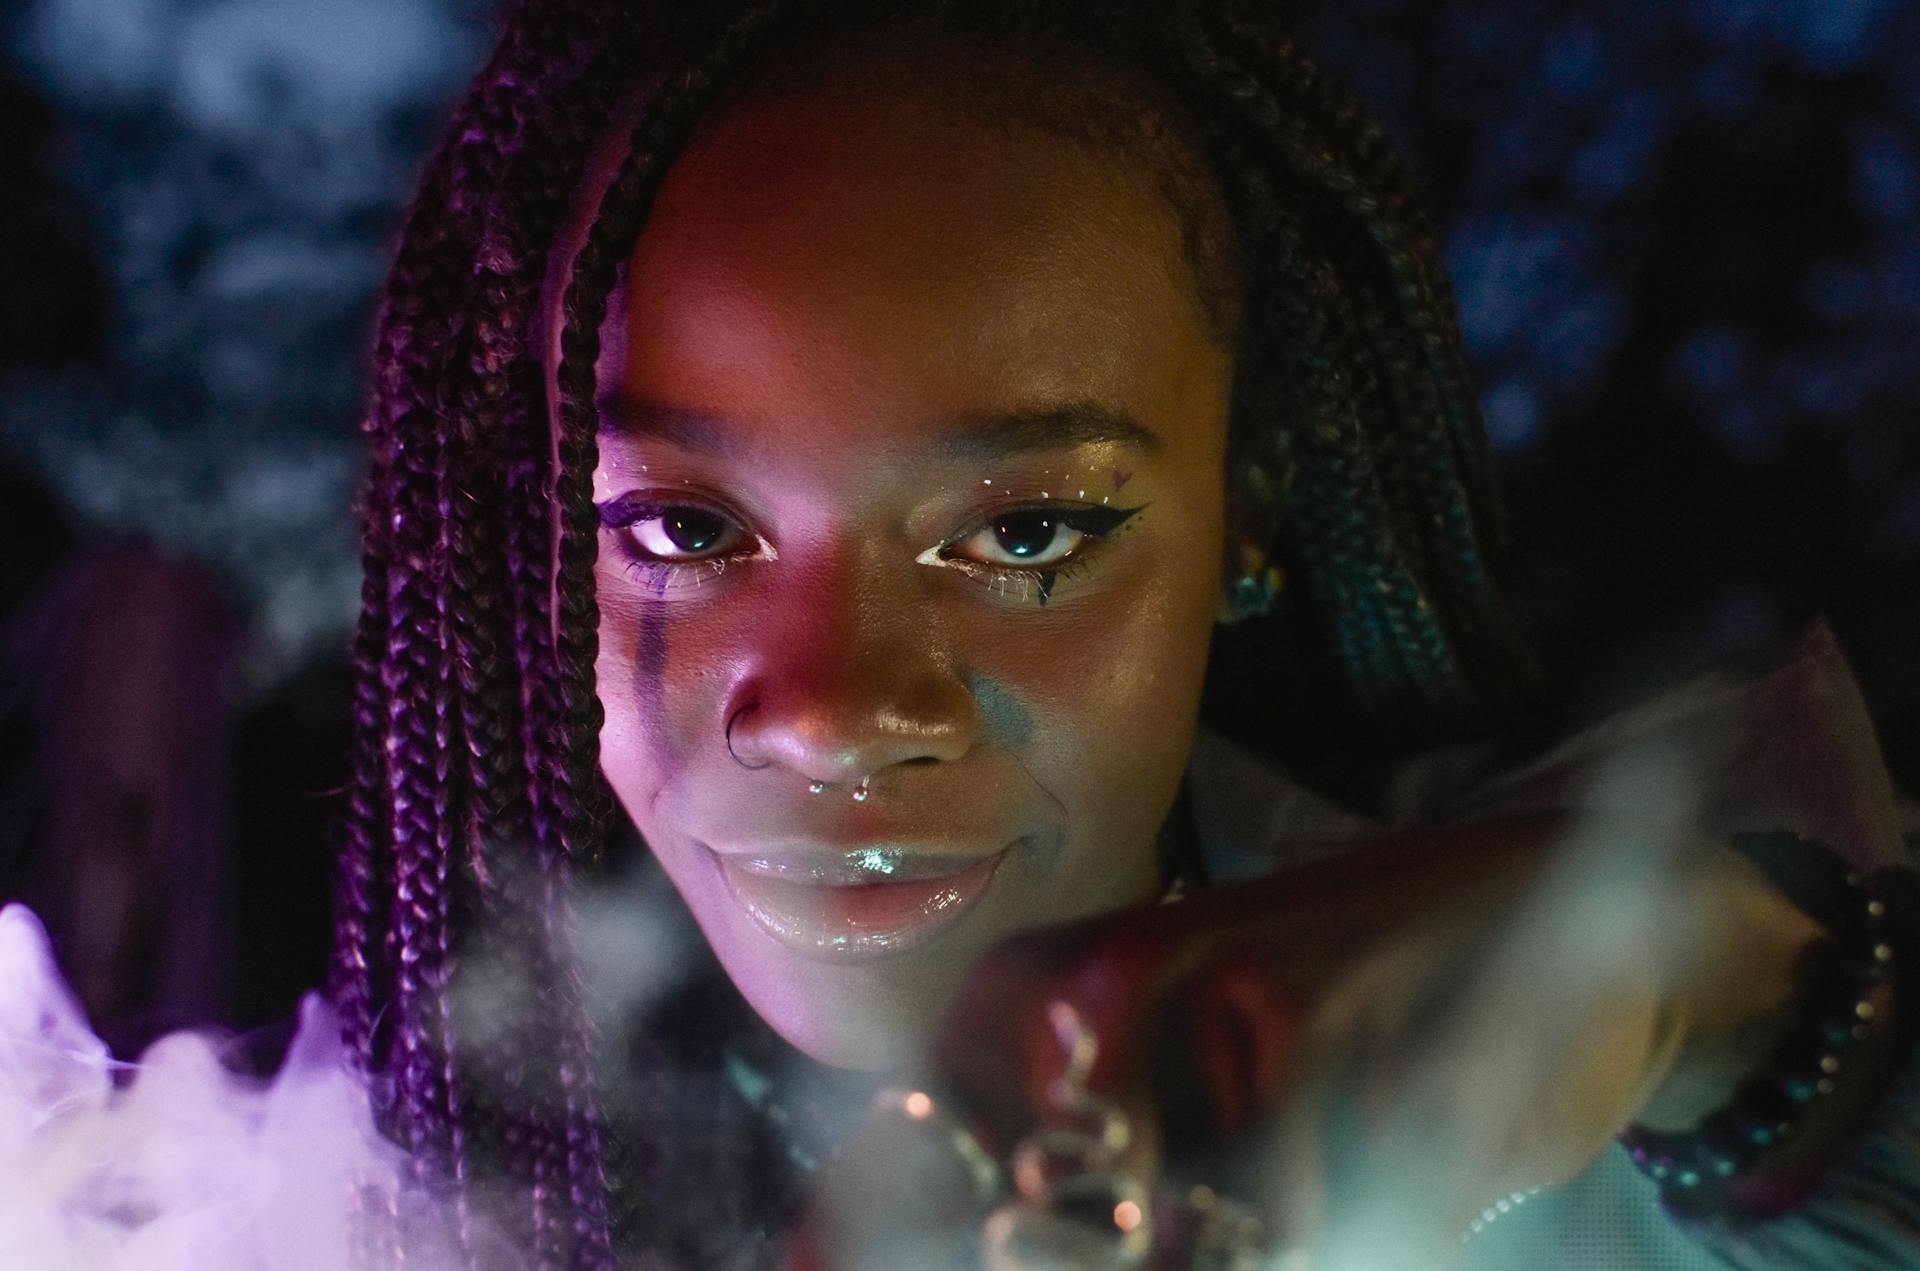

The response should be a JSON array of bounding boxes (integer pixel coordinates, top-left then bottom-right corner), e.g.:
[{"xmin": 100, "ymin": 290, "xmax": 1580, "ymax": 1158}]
[{"xmin": 1, "ymin": 0, "xmax": 1915, "ymax": 1048}]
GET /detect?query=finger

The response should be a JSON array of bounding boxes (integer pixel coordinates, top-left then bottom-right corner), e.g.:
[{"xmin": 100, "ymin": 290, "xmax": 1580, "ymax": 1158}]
[{"xmin": 1182, "ymin": 948, "xmax": 1304, "ymax": 1138}]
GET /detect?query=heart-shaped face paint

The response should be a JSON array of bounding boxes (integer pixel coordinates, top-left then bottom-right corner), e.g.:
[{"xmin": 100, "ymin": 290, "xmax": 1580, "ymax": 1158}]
[{"xmin": 1112, "ymin": 468, "xmax": 1133, "ymax": 490}]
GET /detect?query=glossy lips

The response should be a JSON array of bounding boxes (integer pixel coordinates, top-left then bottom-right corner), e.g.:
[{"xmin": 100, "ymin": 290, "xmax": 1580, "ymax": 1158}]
[{"xmin": 714, "ymin": 846, "xmax": 1008, "ymax": 961}]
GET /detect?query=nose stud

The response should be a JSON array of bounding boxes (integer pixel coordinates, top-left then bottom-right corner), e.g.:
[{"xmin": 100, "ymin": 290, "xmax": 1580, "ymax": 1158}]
[{"xmin": 808, "ymin": 781, "xmax": 827, "ymax": 795}]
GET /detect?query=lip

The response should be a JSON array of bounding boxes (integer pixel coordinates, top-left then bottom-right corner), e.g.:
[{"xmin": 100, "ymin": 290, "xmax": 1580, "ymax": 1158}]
[{"xmin": 710, "ymin": 843, "xmax": 1011, "ymax": 962}]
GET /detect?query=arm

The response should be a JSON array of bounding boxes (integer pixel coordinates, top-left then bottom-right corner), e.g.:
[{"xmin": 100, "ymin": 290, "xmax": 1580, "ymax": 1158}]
[
  {"xmin": 803, "ymin": 625, "xmax": 1920, "ymax": 1268},
  {"xmin": 1443, "ymin": 622, "xmax": 1920, "ymax": 1264}
]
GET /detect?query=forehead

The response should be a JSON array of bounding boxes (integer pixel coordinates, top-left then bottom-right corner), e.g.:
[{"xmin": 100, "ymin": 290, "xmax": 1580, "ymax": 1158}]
[{"xmin": 612, "ymin": 72, "xmax": 1228, "ymax": 459}]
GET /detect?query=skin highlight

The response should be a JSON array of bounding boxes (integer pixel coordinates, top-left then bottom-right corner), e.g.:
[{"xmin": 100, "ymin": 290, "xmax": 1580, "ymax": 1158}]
[{"xmin": 591, "ymin": 70, "xmax": 1234, "ymax": 1069}]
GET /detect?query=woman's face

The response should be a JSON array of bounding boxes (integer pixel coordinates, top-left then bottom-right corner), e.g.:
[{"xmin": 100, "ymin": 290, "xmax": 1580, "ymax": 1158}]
[{"xmin": 592, "ymin": 69, "xmax": 1235, "ymax": 1069}]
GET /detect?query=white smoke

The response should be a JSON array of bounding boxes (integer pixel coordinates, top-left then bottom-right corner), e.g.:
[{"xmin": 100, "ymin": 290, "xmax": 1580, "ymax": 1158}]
[
  {"xmin": 0, "ymin": 861, "xmax": 702, "ymax": 1271},
  {"xmin": 0, "ymin": 903, "xmax": 441, "ymax": 1270}
]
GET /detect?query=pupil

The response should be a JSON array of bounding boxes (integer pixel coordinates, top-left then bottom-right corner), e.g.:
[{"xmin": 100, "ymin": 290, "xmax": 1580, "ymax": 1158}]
[
  {"xmin": 664, "ymin": 508, "xmax": 724, "ymax": 553},
  {"xmin": 993, "ymin": 512, "xmax": 1057, "ymax": 559}
]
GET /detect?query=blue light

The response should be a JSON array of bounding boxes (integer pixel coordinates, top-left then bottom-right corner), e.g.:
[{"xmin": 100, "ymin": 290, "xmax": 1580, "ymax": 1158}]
[
  {"xmin": 1541, "ymin": 20, "xmax": 1606, "ymax": 99},
  {"xmin": 1855, "ymin": 124, "xmax": 1920, "ymax": 221},
  {"xmin": 1482, "ymin": 379, "xmax": 1542, "ymax": 451},
  {"xmin": 1677, "ymin": 329, "xmax": 1747, "ymax": 397}
]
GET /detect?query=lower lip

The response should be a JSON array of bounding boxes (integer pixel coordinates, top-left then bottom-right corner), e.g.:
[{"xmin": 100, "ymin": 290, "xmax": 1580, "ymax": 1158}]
[{"xmin": 714, "ymin": 850, "xmax": 1008, "ymax": 962}]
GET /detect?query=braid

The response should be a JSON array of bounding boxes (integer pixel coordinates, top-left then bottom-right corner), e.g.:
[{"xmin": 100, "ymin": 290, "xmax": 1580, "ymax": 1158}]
[
  {"xmin": 444, "ymin": 50, "xmax": 576, "ymax": 1271},
  {"xmin": 330, "ymin": 533, "xmax": 391, "ymax": 1065},
  {"xmin": 333, "ymin": 3, "xmax": 639, "ymax": 1262},
  {"xmin": 532, "ymin": 13, "xmax": 797, "ymax": 1261},
  {"xmin": 331, "ymin": 121, "xmax": 470, "ymax": 1075},
  {"xmin": 1169, "ymin": 15, "xmax": 1536, "ymax": 734}
]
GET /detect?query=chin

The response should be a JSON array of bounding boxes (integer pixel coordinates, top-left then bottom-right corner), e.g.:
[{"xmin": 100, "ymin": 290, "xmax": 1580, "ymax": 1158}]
[
  {"xmin": 715, "ymin": 936, "xmax": 970, "ymax": 1072},
  {"xmin": 771, "ymin": 1007, "xmax": 922, "ymax": 1072}
]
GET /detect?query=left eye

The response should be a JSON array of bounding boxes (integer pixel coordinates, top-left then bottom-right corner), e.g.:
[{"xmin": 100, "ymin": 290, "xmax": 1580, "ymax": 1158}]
[{"xmin": 943, "ymin": 507, "xmax": 1101, "ymax": 568}]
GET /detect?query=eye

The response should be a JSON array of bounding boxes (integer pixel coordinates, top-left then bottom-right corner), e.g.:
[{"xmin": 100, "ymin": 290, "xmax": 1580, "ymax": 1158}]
[
  {"xmin": 945, "ymin": 507, "xmax": 1090, "ymax": 569},
  {"xmin": 595, "ymin": 493, "xmax": 774, "ymax": 592},
  {"xmin": 628, "ymin": 505, "xmax": 741, "ymax": 560},
  {"xmin": 929, "ymin": 503, "xmax": 1136, "ymax": 575}
]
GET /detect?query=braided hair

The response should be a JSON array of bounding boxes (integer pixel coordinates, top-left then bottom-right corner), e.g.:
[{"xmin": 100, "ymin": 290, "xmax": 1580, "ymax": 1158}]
[{"xmin": 332, "ymin": 0, "xmax": 1541, "ymax": 1264}]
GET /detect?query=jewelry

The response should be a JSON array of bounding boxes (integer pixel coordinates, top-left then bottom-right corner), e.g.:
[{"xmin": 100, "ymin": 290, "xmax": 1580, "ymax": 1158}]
[
  {"xmin": 1225, "ymin": 566, "xmax": 1283, "ymax": 621},
  {"xmin": 980, "ymin": 1001, "xmax": 1282, "ymax": 1270},
  {"xmin": 805, "ymin": 776, "xmax": 872, "ymax": 799},
  {"xmin": 981, "ymin": 1001, "xmax": 1154, "ymax": 1269},
  {"xmin": 1618, "ymin": 830, "xmax": 1918, "ymax": 1215},
  {"xmin": 1218, "ymin": 542, "xmax": 1284, "ymax": 624},
  {"xmin": 1462, "ymin": 1186, "xmax": 1546, "ymax": 1243},
  {"xmin": 851, "ymin": 999, "xmax": 1283, "ymax": 1268},
  {"xmin": 724, "ymin": 704, "xmax": 769, "ymax": 770}
]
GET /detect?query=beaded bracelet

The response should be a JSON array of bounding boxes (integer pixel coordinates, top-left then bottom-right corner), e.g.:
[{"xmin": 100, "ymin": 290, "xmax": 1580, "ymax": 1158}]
[{"xmin": 1618, "ymin": 830, "xmax": 1918, "ymax": 1217}]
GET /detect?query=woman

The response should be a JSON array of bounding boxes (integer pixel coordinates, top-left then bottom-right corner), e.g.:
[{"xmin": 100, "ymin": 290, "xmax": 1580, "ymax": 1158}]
[{"xmin": 321, "ymin": 0, "xmax": 1918, "ymax": 1267}]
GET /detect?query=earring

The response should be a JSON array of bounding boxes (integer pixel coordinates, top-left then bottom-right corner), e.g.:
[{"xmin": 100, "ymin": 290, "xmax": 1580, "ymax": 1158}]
[{"xmin": 1217, "ymin": 543, "xmax": 1283, "ymax": 624}]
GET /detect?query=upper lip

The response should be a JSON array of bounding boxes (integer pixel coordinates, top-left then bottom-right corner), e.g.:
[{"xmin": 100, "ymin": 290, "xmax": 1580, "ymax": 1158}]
[{"xmin": 709, "ymin": 843, "xmax": 1012, "ymax": 886}]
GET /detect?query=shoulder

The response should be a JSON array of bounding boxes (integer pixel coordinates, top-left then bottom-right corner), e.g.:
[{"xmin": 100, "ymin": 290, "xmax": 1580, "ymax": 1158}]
[{"xmin": 1190, "ymin": 621, "xmax": 1916, "ymax": 882}]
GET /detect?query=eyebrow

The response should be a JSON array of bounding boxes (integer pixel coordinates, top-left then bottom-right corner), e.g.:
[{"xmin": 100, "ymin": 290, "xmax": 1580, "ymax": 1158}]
[{"xmin": 597, "ymin": 393, "xmax": 1165, "ymax": 460}]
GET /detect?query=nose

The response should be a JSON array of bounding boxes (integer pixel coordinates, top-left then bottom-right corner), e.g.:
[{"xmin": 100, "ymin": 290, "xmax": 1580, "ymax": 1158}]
[{"xmin": 722, "ymin": 561, "xmax": 980, "ymax": 786}]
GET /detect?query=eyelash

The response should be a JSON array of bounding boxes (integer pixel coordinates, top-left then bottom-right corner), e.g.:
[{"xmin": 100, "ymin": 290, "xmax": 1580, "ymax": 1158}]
[
  {"xmin": 594, "ymin": 494, "xmax": 1143, "ymax": 603},
  {"xmin": 924, "ymin": 503, "xmax": 1143, "ymax": 605},
  {"xmin": 597, "ymin": 494, "xmax": 769, "ymax": 594}
]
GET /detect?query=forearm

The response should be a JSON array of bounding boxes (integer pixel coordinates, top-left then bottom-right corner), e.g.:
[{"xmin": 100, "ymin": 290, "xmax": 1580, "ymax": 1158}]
[
  {"xmin": 1634, "ymin": 842, "xmax": 1826, "ymax": 1135},
  {"xmin": 1631, "ymin": 836, "xmax": 1919, "ymax": 1218}
]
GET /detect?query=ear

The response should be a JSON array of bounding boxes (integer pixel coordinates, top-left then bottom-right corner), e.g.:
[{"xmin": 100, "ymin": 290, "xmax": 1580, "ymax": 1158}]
[{"xmin": 1216, "ymin": 538, "xmax": 1284, "ymax": 626}]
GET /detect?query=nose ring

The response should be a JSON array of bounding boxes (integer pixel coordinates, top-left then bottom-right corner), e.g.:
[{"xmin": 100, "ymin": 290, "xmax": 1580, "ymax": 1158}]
[{"xmin": 725, "ymin": 705, "xmax": 770, "ymax": 771}]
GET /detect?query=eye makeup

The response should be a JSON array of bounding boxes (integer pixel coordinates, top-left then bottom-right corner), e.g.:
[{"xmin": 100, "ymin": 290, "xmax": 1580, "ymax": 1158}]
[
  {"xmin": 597, "ymin": 491, "xmax": 777, "ymax": 595},
  {"xmin": 595, "ymin": 485, "xmax": 1148, "ymax": 606},
  {"xmin": 915, "ymin": 502, "xmax": 1147, "ymax": 607}
]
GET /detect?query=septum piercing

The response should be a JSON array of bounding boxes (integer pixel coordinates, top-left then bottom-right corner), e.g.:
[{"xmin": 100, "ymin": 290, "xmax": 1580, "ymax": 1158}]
[{"xmin": 807, "ymin": 777, "xmax": 872, "ymax": 801}]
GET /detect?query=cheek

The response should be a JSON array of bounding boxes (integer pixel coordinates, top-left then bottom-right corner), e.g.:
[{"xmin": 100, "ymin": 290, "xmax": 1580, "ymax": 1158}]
[
  {"xmin": 593, "ymin": 564, "xmax": 727, "ymax": 813},
  {"xmin": 974, "ymin": 532, "xmax": 1220, "ymax": 865}
]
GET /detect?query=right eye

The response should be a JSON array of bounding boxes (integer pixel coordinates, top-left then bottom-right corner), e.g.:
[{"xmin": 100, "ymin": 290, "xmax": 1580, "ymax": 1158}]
[
  {"xmin": 596, "ymin": 494, "xmax": 772, "ymax": 576},
  {"xmin": 625, "ymin": 505, "xmax": 744, "ymax": 561}
]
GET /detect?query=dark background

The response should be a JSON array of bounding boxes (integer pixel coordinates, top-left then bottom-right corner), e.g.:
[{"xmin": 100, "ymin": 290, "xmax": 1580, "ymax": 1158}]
[{"xmin": 2, "ymin": 0, "xmax": 1915, "ymax": 1037}]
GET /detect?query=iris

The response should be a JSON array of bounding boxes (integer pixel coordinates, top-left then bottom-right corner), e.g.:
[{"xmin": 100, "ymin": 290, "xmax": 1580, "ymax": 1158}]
[
  {"xmin": 992, "ymin": 510, "xmax": 1061, "ymax": 559},
  {"xmin": 662, "ymin": 507, "xmax": 726, "ymax": 553}
]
